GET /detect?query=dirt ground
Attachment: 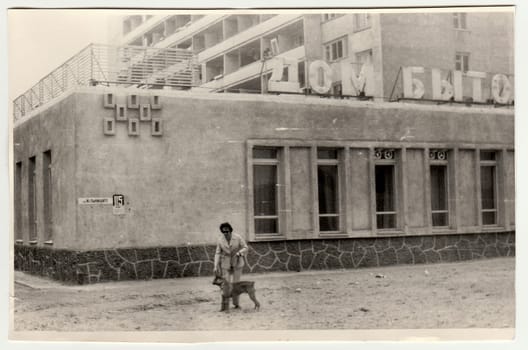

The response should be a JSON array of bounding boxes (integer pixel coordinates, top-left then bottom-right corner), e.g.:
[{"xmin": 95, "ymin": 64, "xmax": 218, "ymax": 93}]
[{"xmin": 12, "ymin": 257, "xmax": 514, "ymax": 332}]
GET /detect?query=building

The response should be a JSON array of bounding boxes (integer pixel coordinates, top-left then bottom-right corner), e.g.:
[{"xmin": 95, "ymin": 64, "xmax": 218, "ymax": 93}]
[
  {"xmin": 114, "ymin": 11, "xmax": 513, "ymax": 100},
  {"xmin": 12, "ymin": 10, "xmax": 515, "ymax": 284}
]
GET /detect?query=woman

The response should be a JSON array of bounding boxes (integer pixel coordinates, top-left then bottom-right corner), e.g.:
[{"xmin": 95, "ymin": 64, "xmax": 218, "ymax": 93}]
[{"xmin": 213, "ymin": 222, "xmax": 248, "ymax": 307}]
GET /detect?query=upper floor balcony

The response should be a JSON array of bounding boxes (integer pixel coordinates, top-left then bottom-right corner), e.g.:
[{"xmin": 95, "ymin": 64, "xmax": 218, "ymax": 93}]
[
  {"xmin": 198, "ymin": 45, "xmax": 306, "ymax": 93},
  {"xmin": 13, "ymin": 43, "xmax": 200, "ymax": 123}
]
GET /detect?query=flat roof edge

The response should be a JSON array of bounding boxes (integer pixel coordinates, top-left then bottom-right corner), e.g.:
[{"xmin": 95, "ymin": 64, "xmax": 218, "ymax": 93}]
[
  {"xmin": 74, "ymin": 86, "xmax": 514, "ymax": 115},
  {"xmin": 13, "ymin": 85, "xmax": 514, "ymax": 127}
]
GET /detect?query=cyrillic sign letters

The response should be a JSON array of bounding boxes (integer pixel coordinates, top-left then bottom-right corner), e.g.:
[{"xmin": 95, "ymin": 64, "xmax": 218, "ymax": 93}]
[{"xmin": 267, "ymin": 57, "xmax": 513, "ymax": 104}]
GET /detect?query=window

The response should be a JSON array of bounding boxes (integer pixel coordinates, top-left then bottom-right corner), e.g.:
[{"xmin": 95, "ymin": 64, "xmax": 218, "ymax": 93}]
[
  {"xmin": 355, "ymin": 49, "xmax": 373, "ymax": 65},
  {"xmin": 43, "ymin": 150, "xmax": 52, "ymax": 241},
  {"xmin": 455, "ymin": 52, "xmax": 470, "ymax": 72},
  {"xmin": 375, "ymin": 165, "xmax": 396, "ymax": 229},
  {"xmin": 430, "ymin": 165, "xmax": 448, "ymax": 227},
  {"xmin": 28, "ymin": 156, "xmax": 37, "ymax": 242},
  {"xmin": 15, "ymin": 162, "xmax": 22, "ymax": 242},
  {"xmin": 353, "ymin": 13, "xmax": 371, "ymax": 31},
  {"xmin": 374, "ymin": 149, "xmax": 397, "ymax": 230},
  {"xmin": 253, "ymin": 148, "xmax": 280, "ymax": 234},
  {"xmin": 324, "ymin": 37, "xmax": 347, "ymax": 62},
  {"xmin": 317, "ymin": 148, "xmax": 340, "ymax": 232},
  {"xmin": 453, "ymin": 13, "xmax": 467, "ymax": 29},
  {"xmin": 480, "ymin": 151, "xmax": 497, "ymax": 225},
  {"xmin": 322, "ymin": 14, "xmax": 343, "ymax": 22},
  {"xmin": 429, "ymin": 150, "xmax": 449, "ymax": 227}
]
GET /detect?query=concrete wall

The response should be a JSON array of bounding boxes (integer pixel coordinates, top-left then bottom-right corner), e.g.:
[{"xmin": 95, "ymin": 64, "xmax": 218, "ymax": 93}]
[
  {"xmin": 73, "ymin": 91, "xmax": 252, "ymax": 249},
  {"xmin": 406, "ymin": 149, "xmax": 427, "ymax": 230},
  {"xmin": 13, "ymin": 88, "xmax": 514, "ymax": 251},
  {"xmin": 289, "ymin": 147, "xmax": 313, "ymax": 238},
  {"xmin": 13, "ymin": 95, "xmax": 78, "ymax": 248},
  {"xmin": 349, "ymin": 148, "xmax": 370, "ymax": 231},
  {"xmin": 380, "ymin": 12, "xmax": 514, "ymax": 100},
  {"xmin": 302, "ymin": 15, "xmax": 323, "ymax": 62},
  {"xmin": 457, "ymin": 150, "xmax": 478, "ymax": 228}
]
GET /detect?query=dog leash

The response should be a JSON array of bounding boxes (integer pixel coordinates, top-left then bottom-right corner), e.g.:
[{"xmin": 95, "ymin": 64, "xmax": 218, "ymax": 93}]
[{"xmin": 243, "ymin": 254, "xmax": 249, "ymax": 268}]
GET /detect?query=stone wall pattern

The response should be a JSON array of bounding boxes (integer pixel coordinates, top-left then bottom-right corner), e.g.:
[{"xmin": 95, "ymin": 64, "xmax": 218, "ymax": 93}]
[{"xmin": 14, "ymin": 232, "xmax": 515, "ymax": 284}]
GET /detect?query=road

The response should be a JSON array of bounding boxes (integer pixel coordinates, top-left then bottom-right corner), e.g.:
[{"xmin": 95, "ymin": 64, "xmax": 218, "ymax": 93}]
[{"xmin": 12, "ymin": 257, "xmax": 514, "ymax": 333}]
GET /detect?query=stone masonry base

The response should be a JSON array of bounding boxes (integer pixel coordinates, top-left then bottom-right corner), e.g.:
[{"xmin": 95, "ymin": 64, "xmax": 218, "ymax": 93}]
[{"xmin": 14, "ymin": 231, "xmax": 515, "ymax": 284}]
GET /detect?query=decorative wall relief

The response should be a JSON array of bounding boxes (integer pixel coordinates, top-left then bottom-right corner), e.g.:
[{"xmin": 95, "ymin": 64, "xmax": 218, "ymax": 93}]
[
  {"xmin": 375, "ymin": 148, "xmax": 395, "ymax": 160},
  {"xmin": 115, "ymin": 104, "xmax": 127, "ymax": 121},
  {"xmin": 127, "ymin": 94, "xmax": 139, "ymax": 109},
  {"xmin": 429, "ymin": 149, "xmax": 448, "ymax": 161},
  {"xmin": 103, "ymin": 93, "xmax": 162, "ymax": 137},
  {"xmin": 139, "ymin": 104, "xmax": 151, "ymax": 121},
  {"xmin": 103, "ymin": 117, "xmax": 116, "ymax": 135},
  {"xmin": 103, "ymin": 93, "xmax": 115, "ymax": 108}
]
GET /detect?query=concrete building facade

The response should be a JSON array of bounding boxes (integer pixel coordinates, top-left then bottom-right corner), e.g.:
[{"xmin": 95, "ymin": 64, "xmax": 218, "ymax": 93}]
[
  {"xmin": 13, "ymin": 88, "xmax": 514, "ymax": 283},
  {"xmin": 114, "ymin": 11, "xmax": 513, "ymax": 101}
]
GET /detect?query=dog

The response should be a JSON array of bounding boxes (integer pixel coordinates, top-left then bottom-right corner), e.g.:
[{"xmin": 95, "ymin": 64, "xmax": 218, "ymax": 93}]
[{"xmin": 212, "ymin": 275, "xmax": 260, "ymax": 312}]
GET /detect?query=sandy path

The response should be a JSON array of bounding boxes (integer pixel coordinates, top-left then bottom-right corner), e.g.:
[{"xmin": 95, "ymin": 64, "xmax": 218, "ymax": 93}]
[{"xmin": 13, "ymin": 257, "xmax": 514, "ymax": 331}]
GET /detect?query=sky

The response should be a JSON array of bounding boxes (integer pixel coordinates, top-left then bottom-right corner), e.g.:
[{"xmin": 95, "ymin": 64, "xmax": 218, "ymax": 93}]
[{"xmin": 8, "ymin": 10, "xmax": 117, "ymax": 100}]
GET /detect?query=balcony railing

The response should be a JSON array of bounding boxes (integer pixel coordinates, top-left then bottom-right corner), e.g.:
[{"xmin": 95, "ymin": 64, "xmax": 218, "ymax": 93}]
[{"xmin": 13, "ymin": 43, "xmax": 199, "ymax": 122}]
